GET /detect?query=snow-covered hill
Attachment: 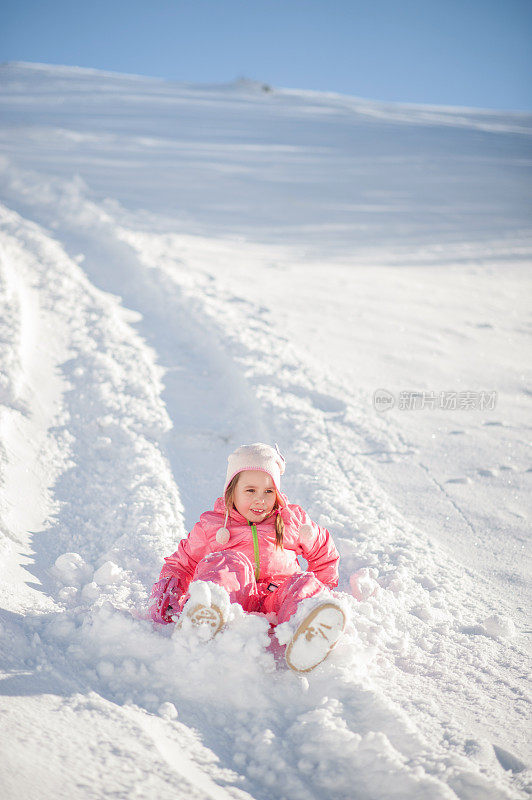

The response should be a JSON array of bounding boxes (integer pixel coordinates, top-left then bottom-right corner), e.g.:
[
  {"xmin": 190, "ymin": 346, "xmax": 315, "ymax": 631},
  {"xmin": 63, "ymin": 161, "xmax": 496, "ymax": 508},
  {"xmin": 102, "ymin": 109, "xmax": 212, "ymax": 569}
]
[{"xmin": 0, "ymin": 62, "xmax": 530, "ymax": 799}]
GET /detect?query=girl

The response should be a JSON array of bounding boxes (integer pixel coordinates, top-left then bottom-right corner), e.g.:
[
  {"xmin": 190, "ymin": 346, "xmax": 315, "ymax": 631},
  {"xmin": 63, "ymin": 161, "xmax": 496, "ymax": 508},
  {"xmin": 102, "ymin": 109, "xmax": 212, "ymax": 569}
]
[{"xmin": 149, "ymin": 443, "xmax": 346, "ymax": 672}]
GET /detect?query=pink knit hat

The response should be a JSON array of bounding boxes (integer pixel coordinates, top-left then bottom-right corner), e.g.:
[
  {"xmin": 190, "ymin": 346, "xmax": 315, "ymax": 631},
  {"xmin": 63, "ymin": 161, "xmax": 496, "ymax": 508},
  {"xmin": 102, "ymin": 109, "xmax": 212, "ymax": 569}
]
[
  {"xmin": 216, "ymin": 442, "xmax": 302, "ymax": 546},
  {"xmin": 223, "ymin": 442, "xmax": 286, "ymax": 496}
]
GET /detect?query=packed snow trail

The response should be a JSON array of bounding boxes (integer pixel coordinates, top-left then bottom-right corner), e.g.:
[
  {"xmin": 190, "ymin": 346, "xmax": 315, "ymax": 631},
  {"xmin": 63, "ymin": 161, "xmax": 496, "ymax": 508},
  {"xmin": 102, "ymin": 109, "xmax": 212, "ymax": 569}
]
[
  {"xmin": 0, "ymin": 200, "xmax": 528, "ymax": 800},
  {"xmin": 0, "ymin": 63, "xmax": 531, "ymax": 799},
  {"xmin": 0, "ymin": 204, "xmax": 255, "ymax": 800}
]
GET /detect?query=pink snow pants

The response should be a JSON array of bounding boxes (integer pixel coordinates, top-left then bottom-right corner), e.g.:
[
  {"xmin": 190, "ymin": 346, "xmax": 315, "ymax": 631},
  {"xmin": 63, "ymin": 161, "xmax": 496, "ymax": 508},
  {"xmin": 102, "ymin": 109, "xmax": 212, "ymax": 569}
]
[{"xmin": 178, "ymin": 551, "xmax": 329, "ymax": 624}]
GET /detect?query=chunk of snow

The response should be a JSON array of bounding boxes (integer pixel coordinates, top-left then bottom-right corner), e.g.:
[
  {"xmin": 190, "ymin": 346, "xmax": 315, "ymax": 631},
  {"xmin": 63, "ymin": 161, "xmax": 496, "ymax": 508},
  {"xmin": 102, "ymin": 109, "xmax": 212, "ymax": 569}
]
[
  {"xmin": 81, "ymin": 582, "xmax": 101, "ymax": 601},
  {"xmin": 482, "ymin": 614, "xmax": 516, "ymax": 639},
  {"xmin": 186, "ymin": 579, "xmax": 231, "ymax": 620},
  {"xmin": 58, "ymin": 586, "xmax": 78, "ymax": 603},
  {"xmin": 158, "ymin": 702, "xmax": 178, "ymax": 720},
  {"xmin": 53, "ymin": 552, "xmax": 92, "ymax": 586},
  {"xmin": 349, "ymin": 568, "xmax": 379, "ymax": 601},
  {"xmin": 93, "ymin": 561, "xmax": 123, "ymax": 586}
]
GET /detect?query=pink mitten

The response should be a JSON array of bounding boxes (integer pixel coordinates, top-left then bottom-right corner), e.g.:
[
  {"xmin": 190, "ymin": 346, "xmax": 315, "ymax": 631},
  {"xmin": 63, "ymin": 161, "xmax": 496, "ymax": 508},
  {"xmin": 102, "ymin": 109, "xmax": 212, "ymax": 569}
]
[{"xmin": 149, "ymin": 575, "xmax": 182, "ymax": 623}]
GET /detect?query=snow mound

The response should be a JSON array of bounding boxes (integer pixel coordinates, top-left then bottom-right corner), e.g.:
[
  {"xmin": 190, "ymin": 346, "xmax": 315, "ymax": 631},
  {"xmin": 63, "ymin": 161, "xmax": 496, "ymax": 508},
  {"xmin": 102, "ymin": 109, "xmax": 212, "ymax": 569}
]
[{"xmin": 482, "ymin": 614, "xmax": 517, "ymax": 639}]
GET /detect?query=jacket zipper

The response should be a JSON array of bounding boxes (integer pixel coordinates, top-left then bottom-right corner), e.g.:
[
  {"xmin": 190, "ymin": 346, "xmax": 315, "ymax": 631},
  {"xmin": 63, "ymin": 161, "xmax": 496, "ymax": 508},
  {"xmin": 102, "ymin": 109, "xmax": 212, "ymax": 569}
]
[{"xmin": 249, "ymin": 522, "xmax": 260, "ymax": 580}]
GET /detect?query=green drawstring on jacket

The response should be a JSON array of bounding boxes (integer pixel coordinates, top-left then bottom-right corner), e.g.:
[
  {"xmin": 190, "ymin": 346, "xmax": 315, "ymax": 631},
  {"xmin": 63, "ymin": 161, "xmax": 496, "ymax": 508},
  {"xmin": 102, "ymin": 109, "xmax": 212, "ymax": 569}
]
[{"xmin": 249, "ymin": 522, "xmax": 260, "ymax": 580}]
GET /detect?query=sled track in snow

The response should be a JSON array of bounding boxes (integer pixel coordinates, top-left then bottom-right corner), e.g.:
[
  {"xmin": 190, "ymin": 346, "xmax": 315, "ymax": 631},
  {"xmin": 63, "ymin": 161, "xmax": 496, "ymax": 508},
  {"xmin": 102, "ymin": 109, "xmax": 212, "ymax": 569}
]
[{"xmin": 0, "ymin": 188, "xmax": 530, "ymax": 799}]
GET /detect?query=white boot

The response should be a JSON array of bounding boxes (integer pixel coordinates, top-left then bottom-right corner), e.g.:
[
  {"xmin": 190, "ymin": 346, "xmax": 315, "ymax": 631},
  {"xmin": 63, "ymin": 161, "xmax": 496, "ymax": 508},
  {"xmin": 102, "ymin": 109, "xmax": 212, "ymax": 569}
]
[
  {"xmin": 285, "ymin": 601, "xmax": 346, "ymax": 672},
  {"xmin": 178, "ymin": 580, "xmax": 230, "ymax": 639},
  {"xmin": 179, "ymin": 602, "xmax": 225, "ymax": 639}
]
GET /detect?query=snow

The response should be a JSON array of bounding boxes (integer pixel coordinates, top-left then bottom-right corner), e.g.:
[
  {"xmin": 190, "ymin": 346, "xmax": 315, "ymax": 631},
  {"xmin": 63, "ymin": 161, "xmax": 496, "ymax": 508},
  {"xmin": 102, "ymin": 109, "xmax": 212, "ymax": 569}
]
[{"xmin": 0, "ymin": 61, "xmax": 530, "ymax": 799}]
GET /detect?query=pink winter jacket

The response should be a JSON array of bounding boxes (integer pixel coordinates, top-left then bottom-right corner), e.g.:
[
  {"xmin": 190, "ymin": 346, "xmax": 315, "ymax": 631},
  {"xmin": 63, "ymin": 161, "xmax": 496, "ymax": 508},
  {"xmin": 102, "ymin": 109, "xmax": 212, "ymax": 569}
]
[{"xmin": 150, "ymin": 494, "xmax": 340, "ymax": 622}]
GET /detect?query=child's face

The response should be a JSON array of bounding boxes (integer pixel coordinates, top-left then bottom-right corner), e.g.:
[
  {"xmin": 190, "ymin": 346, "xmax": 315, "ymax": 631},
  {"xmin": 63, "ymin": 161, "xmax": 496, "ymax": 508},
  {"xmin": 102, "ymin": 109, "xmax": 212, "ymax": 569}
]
[{"xmin": 233, "ymin": 470, "xmax": 277, "ymax": 523}]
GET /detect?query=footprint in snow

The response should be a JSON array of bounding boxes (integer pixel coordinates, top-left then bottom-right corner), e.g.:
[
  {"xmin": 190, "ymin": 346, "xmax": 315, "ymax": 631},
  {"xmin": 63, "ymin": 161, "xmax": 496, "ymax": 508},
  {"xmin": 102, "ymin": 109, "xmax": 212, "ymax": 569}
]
[
  {"xmin": 284, "ymin": 383, "xmax": 347, "ymax": 414},
  {"xmin": 493, "ymin": 745, "xmax": 527, "ymax": 774},
  {"xmin": 307, "ymin": 390, "xmax": 347, "ymax": 414},
  {"xmin": 460, "ymin": 614, "xmax": 517, "ymax": 640},
  {"xmin": 445, "ymin": 476, "xmax": 473, "ymax": 485}
]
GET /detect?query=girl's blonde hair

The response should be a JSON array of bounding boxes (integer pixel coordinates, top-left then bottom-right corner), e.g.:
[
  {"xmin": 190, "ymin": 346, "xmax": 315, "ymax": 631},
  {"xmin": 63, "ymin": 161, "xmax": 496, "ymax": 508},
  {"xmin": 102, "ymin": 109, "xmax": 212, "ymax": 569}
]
[{"xmin": 224, "ymin": 473, "xmax": 284, "ymax": 549}]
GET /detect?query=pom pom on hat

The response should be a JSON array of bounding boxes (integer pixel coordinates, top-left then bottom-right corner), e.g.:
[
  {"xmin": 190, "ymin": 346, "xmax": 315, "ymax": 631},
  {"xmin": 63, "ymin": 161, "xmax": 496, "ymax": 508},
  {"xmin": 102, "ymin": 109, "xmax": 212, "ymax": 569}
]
[
  {"xmin": 299, "ymin": 523, "xmax": 314, "ymax": 545},
  {"xmin": 216, "ymin": 527, "xmax": 230, "ymax": 545},
  {"xmin": 216, "ymin": 509, "xmax": 231, "ymax": 544}
]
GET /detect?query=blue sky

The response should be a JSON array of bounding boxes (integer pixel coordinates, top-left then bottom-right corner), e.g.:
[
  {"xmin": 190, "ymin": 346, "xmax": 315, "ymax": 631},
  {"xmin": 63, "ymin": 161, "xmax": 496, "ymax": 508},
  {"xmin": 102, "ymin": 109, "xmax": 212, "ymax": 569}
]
[{"xmin": 1, "ymin": 0, "xmax": 531, "ymax": 110}]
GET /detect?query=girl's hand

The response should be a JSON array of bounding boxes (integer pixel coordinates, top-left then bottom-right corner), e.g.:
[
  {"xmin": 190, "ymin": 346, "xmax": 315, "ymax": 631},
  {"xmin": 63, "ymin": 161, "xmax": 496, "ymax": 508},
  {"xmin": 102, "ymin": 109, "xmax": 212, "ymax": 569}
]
[{"xmin": 149, "ymin": 575, "xmax": 182, "ymax": 623}]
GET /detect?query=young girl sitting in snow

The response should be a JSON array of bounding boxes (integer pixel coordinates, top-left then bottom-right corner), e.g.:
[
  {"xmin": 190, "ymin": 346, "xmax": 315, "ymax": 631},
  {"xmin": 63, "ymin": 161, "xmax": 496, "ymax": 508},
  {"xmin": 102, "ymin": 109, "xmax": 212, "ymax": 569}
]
[{"xmin": 149, "ymin": 443, "xmax": 347, "ymax": 672}]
